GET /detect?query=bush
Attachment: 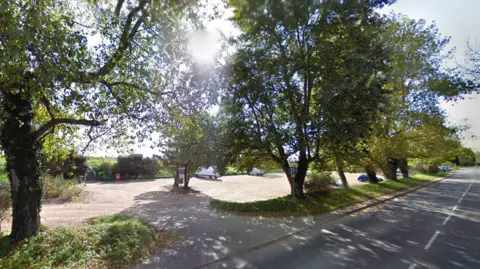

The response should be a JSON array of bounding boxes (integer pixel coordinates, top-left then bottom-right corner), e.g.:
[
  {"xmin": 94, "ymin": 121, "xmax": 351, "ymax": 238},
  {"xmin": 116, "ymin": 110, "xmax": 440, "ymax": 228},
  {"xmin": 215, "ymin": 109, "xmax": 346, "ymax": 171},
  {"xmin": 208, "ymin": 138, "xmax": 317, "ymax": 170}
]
[
  {"xmin": 0, "ymin": 214, "xmax": 174, "ymax": 268},
  {"xmin": 45, "ymin": 152, "xmax": 87, "ymax": 179},
  {"xmin": 43, "ymin": 176, "xmax": 83, "ymax": 202},
  {"xmin": 96, "ymin": 162, "xmax": 114, "ymax": 178},
  {"xmin": 305, "ymin": 171, "xmax": 336, "ymax": 192},
  {"xmin": 0, "ymin": 181, "xmax": 11, "ymax": 233},
  {"xmin": 113, "ymin": 154, "xmax": 161, "ymax": 177}
]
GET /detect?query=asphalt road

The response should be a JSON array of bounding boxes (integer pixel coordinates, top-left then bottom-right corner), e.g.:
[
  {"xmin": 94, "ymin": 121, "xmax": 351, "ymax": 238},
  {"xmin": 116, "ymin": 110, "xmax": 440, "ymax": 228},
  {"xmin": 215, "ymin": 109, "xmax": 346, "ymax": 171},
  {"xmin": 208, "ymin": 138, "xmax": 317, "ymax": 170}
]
[{"xmin": 206, "ymin": 167, "xmax": 480, "ymax": 269}]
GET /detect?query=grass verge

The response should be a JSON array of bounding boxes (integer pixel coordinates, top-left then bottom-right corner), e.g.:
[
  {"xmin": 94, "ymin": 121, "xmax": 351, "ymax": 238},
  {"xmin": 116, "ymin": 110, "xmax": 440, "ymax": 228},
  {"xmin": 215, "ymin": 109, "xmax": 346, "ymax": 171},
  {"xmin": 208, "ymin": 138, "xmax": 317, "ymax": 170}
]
[
  {"xmin": 0, "ymin": 214, "xmax": 175, "ymax": 269},
  {"xmin": 210, "ymin": 172, "xmax": 448, "ymax": 217}
]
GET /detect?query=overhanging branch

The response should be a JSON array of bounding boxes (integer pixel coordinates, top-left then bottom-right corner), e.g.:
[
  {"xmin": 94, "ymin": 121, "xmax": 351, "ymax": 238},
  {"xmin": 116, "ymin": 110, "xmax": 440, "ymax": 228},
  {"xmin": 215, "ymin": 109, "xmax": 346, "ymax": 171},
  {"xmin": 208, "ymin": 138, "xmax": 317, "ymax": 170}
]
[{"xmin": 33, "ymin": 118, "xmax": 102, "ymax": 140}]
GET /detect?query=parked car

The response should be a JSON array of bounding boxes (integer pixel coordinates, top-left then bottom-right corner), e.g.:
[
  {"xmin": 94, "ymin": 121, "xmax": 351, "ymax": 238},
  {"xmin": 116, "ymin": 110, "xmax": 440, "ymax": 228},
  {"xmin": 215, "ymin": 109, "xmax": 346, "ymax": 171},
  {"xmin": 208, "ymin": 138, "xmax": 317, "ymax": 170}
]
[
  {"xmin": 249, "ymin": 168, "xmax": 265, "ymax": 176},
  {"xmin": 195, "ymin": 167, "xmax": 221, "ymax": 179},
  {"xmin": 438, "ymin": 166, "xmax": 452, "ymax": 172},
  {"xmin": 396, "ymin": 170, "xmax": 402, "ymax": 176},
  {"xmin": 358, "ymin": 174, "xmax": 383, "ymax": 182}
]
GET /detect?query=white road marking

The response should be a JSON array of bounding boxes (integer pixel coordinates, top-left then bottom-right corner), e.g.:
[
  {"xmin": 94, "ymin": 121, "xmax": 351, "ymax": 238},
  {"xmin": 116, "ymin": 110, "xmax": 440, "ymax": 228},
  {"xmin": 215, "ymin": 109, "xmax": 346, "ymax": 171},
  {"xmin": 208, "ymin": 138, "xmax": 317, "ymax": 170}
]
[
  {"xmin": 442, "ymin": 214, "xmax": 452, "ymax": 225},
  {"xmin": 458, "ymin": 197, "xmax": 463, "ymax": 203},
  {"xmin": 453, "ymin": 205, "xmax": 458, "ymax": 211},
  {"xmin": 408, "ymin": 263, "xmax": 417, "ymax": 269},
  {"xmin": 424, "ymin": 230, "xmax": 440, "ymax": 250},
  {"xmin": 462, "ymin": 192, "xmax": 466, "ymax": 197}
]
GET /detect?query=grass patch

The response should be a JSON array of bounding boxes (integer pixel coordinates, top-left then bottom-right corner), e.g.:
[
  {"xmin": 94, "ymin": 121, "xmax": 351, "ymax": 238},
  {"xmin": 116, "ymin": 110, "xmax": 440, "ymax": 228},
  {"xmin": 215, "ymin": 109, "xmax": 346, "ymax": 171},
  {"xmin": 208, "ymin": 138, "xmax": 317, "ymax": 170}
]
[
  {"xmin": 0, "ymin": 214, "xmax": 175, "ymax": 269},
  {"xmin": 211, "ymin": 172, "xmax": 447, "ymax": 217}
]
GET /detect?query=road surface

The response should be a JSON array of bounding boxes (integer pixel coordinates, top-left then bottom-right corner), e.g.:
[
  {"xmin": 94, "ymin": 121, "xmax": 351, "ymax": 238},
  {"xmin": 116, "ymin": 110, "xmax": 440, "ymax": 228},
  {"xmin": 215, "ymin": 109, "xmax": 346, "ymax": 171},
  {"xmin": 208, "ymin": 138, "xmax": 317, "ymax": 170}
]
[{"xmin": 206, "ymin": 168, "xmax": 480, "ymax": 269}]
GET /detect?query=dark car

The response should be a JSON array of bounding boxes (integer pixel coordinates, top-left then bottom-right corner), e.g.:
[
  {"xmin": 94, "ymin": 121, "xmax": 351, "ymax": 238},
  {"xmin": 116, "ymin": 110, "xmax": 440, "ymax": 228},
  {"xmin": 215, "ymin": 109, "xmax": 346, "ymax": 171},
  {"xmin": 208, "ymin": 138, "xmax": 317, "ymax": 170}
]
[{"xmin": 358, "ymin": 174, "xmax": 383, "ymax": 182}]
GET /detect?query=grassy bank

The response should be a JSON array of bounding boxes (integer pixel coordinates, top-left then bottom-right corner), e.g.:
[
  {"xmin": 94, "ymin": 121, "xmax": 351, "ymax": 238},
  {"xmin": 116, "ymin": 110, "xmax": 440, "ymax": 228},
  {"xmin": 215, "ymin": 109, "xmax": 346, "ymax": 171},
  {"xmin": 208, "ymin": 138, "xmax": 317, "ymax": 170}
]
[
  {"xmin": 0, "ymin": 214, "xmax": 175, "ymax": 269},
  {"xmin": 211, "ymin": 172, "xmax": 448, "ymax": 217}
]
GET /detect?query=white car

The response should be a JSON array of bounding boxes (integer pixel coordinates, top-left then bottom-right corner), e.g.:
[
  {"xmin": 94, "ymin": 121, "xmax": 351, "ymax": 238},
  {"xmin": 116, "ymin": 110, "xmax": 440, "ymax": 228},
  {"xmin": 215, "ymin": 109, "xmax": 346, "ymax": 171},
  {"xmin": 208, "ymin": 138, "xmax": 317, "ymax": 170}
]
[
  {"xmin": 195, "ymin": 166, "xmax": 220, "ymax": 179},
  {"xmin": 249, "ymin": 168, "xmax": 265, "ymax": 176}
]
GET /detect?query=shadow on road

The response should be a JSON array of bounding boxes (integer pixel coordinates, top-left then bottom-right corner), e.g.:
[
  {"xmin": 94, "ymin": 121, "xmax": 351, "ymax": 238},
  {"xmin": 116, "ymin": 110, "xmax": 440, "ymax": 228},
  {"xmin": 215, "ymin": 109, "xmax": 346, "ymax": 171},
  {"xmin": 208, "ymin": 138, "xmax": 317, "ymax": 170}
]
[{"xmin": 123, "ymin": 185, "xmax": 315, "ymax": 269}]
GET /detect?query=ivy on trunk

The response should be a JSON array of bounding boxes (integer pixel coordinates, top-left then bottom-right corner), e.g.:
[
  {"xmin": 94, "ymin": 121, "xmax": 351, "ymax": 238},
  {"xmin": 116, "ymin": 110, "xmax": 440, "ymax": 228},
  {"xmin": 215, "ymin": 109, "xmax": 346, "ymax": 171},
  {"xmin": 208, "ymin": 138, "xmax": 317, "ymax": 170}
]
[{"xmin": 0, "ymin": 91, "xmax": 43, "ymax": 241}]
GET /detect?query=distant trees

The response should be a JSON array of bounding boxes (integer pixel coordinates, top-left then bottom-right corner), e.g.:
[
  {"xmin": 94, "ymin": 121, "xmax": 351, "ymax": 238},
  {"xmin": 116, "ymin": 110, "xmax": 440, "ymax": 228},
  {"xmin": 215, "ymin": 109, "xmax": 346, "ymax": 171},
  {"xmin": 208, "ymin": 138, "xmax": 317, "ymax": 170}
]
[
  {"xmin": 457, "ymin": 148, "xmax": 477, "ymax": 166},
  {"xmin": 361, "ymin": 14, "xmax": 473, "ymax": 180},
  {"xmin": 114, "ymin": 155, "xmax": 161, "ymax": 177}
]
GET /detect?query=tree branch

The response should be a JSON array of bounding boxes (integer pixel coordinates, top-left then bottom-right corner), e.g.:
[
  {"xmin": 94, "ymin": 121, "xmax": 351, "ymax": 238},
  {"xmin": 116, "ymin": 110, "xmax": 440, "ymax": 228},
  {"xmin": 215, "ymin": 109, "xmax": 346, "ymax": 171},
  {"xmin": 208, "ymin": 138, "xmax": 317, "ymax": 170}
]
[
  {"xmin": 34, "ymin": 118, "xmax": 102, "ymax": 140},
  {"xmin": 72, "ymin": 0, "xmax": 147, "ymax": 84}
]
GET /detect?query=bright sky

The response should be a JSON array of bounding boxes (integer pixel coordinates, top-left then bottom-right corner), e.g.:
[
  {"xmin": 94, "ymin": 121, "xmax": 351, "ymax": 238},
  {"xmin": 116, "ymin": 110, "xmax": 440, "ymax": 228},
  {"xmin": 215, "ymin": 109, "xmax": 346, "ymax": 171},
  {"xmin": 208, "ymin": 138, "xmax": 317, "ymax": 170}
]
[{"xmin": 381, "ymin": 0, "xmax": 480, "ymax": 151}]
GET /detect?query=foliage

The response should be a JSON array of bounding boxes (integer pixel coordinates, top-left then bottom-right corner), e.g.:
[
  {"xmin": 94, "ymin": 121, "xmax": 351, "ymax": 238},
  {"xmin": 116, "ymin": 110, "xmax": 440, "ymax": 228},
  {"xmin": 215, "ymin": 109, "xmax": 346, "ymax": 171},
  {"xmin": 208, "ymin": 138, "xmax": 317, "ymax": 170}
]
[
  {"xmin": 211, "ymin": 172, "xmax": 444, "ymax": 216},
  {"xmin": 362, "ymin": 14, "xmax": 473, "ymax": 179},
  {"xmin": 224, "ymin": 0, "xmax": 392, "ymax": 197},
  {"xmin": 87, "ymin": 157, "xmax": 172, "ymax": 180},
  {"xmin": 159, "ymin": 113, "xmax": 221, "ymax": 187},
  {"xmin": 457, "ymin": 147, "xmax": 476, "ymax": 166},
  {"xmin": 87, "ymin": 157, "xmax": 117, "ymax": 168},
  {"xmin": 43, "ymin": 176, "xmax": 83, "ymax": 202},
  {"xmin": 0, "ymin": 181, "xmax": 11, "ymax": 233},
  {"xmin": 229, "ymin": 149, "xmax": 279, "ymax": 174},
  {"xmin": 307, "ymin": 171, "xmax": 336, "ymax": 185},
  {"xmin": 45, "ymin": 151, "xmax": 87, "ymax": 179},
  {"xmin": 97, "ymin": 162, "xmax": 114, "ymax": 178},
  {"xmin": 0, "ymin": 214, "xmax": 175, "ymax": 269},
  {"xmin": 113, "ymin": 154, "xmax": 161, "ymax": 177},
  {"xmin": 464, "ymin": 40, "xmax": 480, "ymax": 85},
  {"xmin": 0, "ymin": 0, "xmax": 201, "ymax": 240}
]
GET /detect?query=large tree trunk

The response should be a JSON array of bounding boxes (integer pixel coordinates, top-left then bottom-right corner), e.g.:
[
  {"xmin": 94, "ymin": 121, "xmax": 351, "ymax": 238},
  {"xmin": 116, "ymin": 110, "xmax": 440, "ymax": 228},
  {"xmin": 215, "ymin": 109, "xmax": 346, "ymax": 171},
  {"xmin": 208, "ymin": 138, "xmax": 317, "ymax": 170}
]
[
  {"xmin": 365, "ymin": 164, "xmax": 378, "ymax": 183},
  {"xmin": 0, "ymin": 91, "xmax": 43, "ymax": 242},
  {"xmin": 294, "ymin": 156, "xmax": 307, "ymax": 198},
  {"xmin": 398, "ymin": 158, "xmax": 409, "ymax": 178},
  {"xmin": 382, "ymin": 158, "xmax": 398, "ymax": 180},
  {"xmin": 334, "ymin": 151, "xmax": 349, "ymax": 188}
]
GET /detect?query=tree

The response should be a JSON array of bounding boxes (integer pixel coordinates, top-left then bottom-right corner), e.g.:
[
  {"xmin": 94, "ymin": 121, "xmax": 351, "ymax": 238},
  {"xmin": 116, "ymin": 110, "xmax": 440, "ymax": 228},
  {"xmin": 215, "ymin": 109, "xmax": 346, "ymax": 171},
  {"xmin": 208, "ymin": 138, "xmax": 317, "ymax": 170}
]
[
  {"xmin": 315, "ymin": 12, "xmax": 389, "ymax": 187},
  {"xmin": 224, "ymin": 0, "xmax": 393, "ymax": 197},
  {"xmin": 458, "ymin": 147, "xmax": 476, "ymax": 166},
  {"xmin": 159, "ymin": 112, "xmax": 219, "ymax": 188},
  {"xmin": 0, "ymin": 0, "xmax": 193, "ymax": 241},
  {"xmin": 465, "ymin": 40, "xmax": 480, "ymax": 85},
  {"xmin": 230, "ymin": 148, "xmax": 279, "ymax": 174},
  {"xmin": 364, "ymin": 14, "xmax": 473, "ymax": 180}
]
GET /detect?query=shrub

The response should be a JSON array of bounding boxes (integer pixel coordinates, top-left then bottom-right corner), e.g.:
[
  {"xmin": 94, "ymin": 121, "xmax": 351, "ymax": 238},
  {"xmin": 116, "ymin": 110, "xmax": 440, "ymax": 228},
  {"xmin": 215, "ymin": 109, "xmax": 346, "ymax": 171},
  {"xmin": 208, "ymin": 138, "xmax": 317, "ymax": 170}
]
[
  {"xmin": 96, "ymin": 162, "xmax": 113, "ymax": 177},
  {"xmin": 45, "ymin": 151, "xmax": 87, "ymax": 179},
  {"xmin": 305, "ymin": 171, "xmax": 336, "ymax": 192},
  {"xmin": 0, "ymin": 214, "xmax": 174, "ymax": 268},
  {"xmin": 113, "ymin": 154, "xmax": 161, "ymax": 178},
  {"xmin": 0, "ymin": 181, "xmax": 11, "ymax": 233},
  {"xmin": 43, "ymin": 176, "xmax": 83, "ymax": 202}
]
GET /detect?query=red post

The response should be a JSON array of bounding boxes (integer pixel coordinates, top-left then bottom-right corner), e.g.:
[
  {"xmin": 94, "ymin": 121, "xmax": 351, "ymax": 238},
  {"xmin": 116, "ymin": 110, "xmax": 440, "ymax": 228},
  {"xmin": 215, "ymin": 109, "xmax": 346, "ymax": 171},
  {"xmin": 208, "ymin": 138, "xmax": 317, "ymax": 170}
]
[{"xmin": 115, "ymin": 173, "xmax": 120, "ymax": 182}]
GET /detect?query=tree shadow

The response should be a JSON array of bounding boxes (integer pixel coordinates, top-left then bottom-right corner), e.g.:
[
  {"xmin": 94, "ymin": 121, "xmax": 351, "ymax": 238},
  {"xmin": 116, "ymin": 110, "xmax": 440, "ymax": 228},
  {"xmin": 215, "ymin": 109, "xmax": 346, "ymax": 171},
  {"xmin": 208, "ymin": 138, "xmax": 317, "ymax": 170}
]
[
  {"xmin": 195, "ymin": 177, "xmax": 223, "ymax": 182},
  {"xmin": 94, "ymin": 178, "xmax": 168, "ymax": 184},
  {"xmin": 123, "ymin": 185, "xmax": 315, "ymax": 269},
  {"xmin": 213, "ymin": 173, "xmax": 480, "ymax": 269}
]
